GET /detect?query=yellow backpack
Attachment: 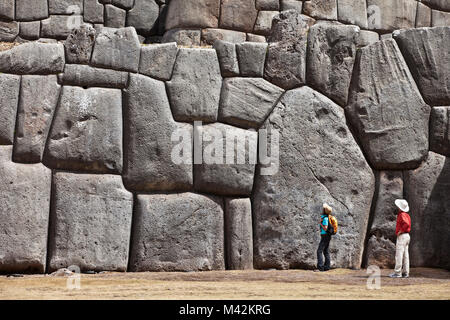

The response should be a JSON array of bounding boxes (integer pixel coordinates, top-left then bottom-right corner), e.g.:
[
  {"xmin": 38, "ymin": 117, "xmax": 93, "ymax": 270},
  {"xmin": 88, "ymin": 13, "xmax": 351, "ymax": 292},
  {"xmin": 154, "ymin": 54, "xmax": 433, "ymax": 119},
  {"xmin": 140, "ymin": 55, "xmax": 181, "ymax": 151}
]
[{"xmin": 328, "ymin": 215, "xmax": 338, "ymax": 235}]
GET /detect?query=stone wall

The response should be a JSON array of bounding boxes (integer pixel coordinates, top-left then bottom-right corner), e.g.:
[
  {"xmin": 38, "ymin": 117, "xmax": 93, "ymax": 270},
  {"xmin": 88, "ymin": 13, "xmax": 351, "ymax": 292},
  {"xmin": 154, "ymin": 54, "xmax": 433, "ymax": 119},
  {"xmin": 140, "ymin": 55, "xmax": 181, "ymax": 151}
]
[{"xmin": 0, "ymin": 1, "xmax": 449, "ymax": 273}]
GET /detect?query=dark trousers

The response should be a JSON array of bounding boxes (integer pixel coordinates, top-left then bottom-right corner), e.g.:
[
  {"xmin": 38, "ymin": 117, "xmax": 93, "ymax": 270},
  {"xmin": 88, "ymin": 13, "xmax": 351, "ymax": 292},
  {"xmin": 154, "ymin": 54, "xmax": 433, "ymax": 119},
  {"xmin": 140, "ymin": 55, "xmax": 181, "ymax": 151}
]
[{"xmin": 317, "ymin": 234, "xmax": 331, "ymax": 270}]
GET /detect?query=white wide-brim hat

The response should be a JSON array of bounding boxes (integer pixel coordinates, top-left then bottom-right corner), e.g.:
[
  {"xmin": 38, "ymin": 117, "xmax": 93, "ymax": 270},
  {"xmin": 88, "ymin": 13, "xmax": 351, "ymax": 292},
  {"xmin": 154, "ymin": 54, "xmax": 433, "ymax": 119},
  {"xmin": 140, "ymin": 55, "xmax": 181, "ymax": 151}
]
[{"xmin": 395, "ymin": 199, "xmax": 409, "ymax": 212}]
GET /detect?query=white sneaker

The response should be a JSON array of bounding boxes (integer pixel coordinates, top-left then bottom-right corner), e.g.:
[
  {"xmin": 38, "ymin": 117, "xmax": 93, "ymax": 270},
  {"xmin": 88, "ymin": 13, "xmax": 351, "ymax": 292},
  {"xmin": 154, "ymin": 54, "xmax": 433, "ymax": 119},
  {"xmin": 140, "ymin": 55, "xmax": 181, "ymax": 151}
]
[{"xmin": 389, "ymin": 273, "xmax": 402, "ymax": 278}]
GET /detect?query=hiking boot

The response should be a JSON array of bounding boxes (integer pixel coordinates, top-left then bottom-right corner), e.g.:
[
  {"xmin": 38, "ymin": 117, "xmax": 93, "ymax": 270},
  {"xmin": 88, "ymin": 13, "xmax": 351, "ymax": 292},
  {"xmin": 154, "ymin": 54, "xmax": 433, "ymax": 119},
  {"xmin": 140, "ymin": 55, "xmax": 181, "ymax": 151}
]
[
  {"xmin": 389, "ymin": 273, "xmax": 402, "ymax": 278},
  {"xmin": 402, "ymin": 273, "xmax": 409, "ymax": 278}
]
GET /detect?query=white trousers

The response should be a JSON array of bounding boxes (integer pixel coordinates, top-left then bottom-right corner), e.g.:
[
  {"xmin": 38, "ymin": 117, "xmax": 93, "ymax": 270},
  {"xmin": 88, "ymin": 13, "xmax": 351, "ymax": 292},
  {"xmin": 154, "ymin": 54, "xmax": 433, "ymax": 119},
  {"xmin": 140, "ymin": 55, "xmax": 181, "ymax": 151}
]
[{"xmin": 394, "ymin": 233, "xmax": 410, "ymax": 276}]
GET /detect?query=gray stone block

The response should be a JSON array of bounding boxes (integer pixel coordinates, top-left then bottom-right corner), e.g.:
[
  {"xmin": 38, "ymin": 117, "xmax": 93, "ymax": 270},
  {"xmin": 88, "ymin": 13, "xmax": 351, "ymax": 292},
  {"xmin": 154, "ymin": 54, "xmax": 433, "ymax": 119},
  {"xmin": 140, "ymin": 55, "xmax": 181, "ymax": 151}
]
[
  {"xmin": 303, "ymin": 0, "xmax": 337, "ymax": 20},
  {"xmin": 44, "ymin": 86, "xmax": 123, "ymax": 174},
  {"xmin": 91, "ymin": 27, "xmax": 141, "ymax": 72},
  {"xmin": 13, "ymin": 75, "xmax": 61, "ymax": 163},
  {"xmin": 367, "ymin": 0, "xmax": 416, "ymax": 32},
  {"xmin": 139, "ymin": 42, "xmax": 178, "ymax": 81},
  {"xmin": 112, "ymin": 0, "xmax": 134, "ymax": 9},
  {"xmin": 0, "ymin": 21, "xmax": 19, "ymax": 42},
  {"xmin": 167, "ymin": 48, "xmax": 222, "ymax": 122},
  {"xmin": 84, "ymin": 0, "xmax": 104, "ymax": 24},
  {"xmin": 219, "ymin": 77, "xmax": 284, "ymax": 129},
  {"xmin": 280, "ymin": 0, "xmax": 303, "ymax": 13},
  {"xmin": 0, "ymin": 74, "xmax": 20, "ymax": 145},
  {"xmin": 423, "ymin": 0, "xmax": 450, "ymax": 12},
  {"xmin": 19, "ymin": 21, "xmax": 41, "ymax": 40},
  {"xmin": 430, "ymin": 106, "xmax": 450, "ymax": 156},
  {"xmin": 431, "ymin": 10, "xmax": 450, "ymax": 27},
  {"xmin": 356, "ymin": 30, "xmax": 379, "ymax": 47},
  {"xmin": 129, "ymin": 193, "xmax": 225, "ymax": 272},
  {"xmin": 16, "ymin": 0, "xmax": 49, "ymax": 21},
  {"xmin": 59, "ymin": 64, "xmax": 128, "ymax": 88},
  {"xmin": 0, "ymin": 42, "xmax": 65, "ymax": 75},
  {"xmin": 41, "ymin": 15, "xmax": 85, "ymax": 40},
  {"xmin": 220, "ymin": 0, "xmax": 258, "ymax": 32},
  {"xmin": 65, "ymin": 25, "xmax": 96, "ymax": 64},
  {"xmin": 254, "ymin": 11, "xmax": 279, "ymax": 36},
  {"xmin": 201, "ymin": 28, "xmax": 246, "ymax": 45},
  {"xmin": 337, "ymin": 0, "xmax": 367, "ymax": 29},
  {"xmin": 256, "ymin": 0, "xmax": 279, "ymax": 10},
  {"xmin": 416, "ymin": 2, "xmax": 432, "ymax": 28},
  {"xmin": 236, "ymin": 42, "xmax": 268, "ymax": 77},
  {"xmin": 346, "ymin": 39, "xmax": 430, "ymax": 170},
  {"xmin": 0, "ymin": 0, "xmax": 14, "ymax": 21},
  {"xmin": 161, "ymin": 28, "xmax": 201, "ymax": 46},
  {"xmin": 105, "ymin": 4, "xmax": 126, "ymax": 28},
  {"xmin": 0, "ymin": 146, "xmax": 51, "ymax": 274},
  {"xmin": 48, "ymin": 172, "xmax": 133, "ymax": 272},
  {"xmin": 123, "ymin": 74, "xmax": 193, "ymax": 192},
  {"xmin": 49, "ymin": 0, "xmax": 84, "ymax": 14},
  {"xmin": 225, "ymin": 198, "xmax": 253, "ymax": 270},
  {"xmin": 394, "ymin": 27, "xmax": 450, "ymax": 106},
  {"xmin": 253, "ymin": 86, "xmax": 375, "ymax": 269},
  {"xmin": 127, "ymin": 0, "xmax": 159, "ymax": 34},
  {"xmin": 194, "ymin": 123, "xmax": 257, "ymax": 196},
  {"xmin": 213, "ymin": 40, "xmax": 240, "ymax": 77},
  {"xmin": 165, "ymin": 0, "xmax": 220, "ymax": 30}
]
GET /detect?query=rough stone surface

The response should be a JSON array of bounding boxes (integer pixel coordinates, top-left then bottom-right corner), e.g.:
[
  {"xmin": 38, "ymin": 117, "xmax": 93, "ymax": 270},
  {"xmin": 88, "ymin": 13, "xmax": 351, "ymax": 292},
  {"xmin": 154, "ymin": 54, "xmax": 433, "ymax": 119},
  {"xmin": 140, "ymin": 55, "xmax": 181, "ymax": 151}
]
[
  {"xmin": 225, "ymin": 198, "xmax": 253, "ymax": 270},
  {"xmin": 0, "ymin": 21, "xmax": 19, "ymax": 41},
  {"xmin": 337, "ymin": 0, "xmax": 368, "ymax": 29},
  {"xmin": 307, "ymin": 23, "xmax": 360, "ymax": 106},
  {"xmin": 367, "ymin": 0, "xmax": 417, "ymax": 32},
  {"xmin": 365, "ymin": 171, "xmax": 404, "ymax": 268},
  {"xmin": 84, "ymin": 0, "xmax": 104, "ymax": 24},
  {"xmin": 254, "ymin": 11, "xmax": 279, "ymax": 36},
  {"xmin": 264, "ymin": 11, "xmax": 315, "ymax": 90},
  {"xmin": 48, "ymin": 172, "xmax": 133, "ymax": 272},
  {"xmin": 0, "ymin": 42, "xmax": 65, "ymax": 75},
  {"xmin": 394, "ymin": 27, "xmax": 450, "ymax": 106},
  {"xmin": 65, "ymin": 25, "xmax": 96, "ymax": 64},
  {"xmin": 15, "ymin": 0, "xmax": 49, "ymax": 21},
  {"xmin": 303, "ymin": 0, "xmax": 337, "ymax": 20},
  {"xmin": 247, "ymin": 33, "xmax": 267, "ymax": 42},
  {"xmin": 127, "ymin": 0, "xmax": 159, "ymax": 34},
  {"xmin": 112, "ymin": 0, "xmax": 134, "ymax": 10},
  {"xmin": 0, "ymin": 146, "xmax": 51, "ymax": 274},
  {"xmin": 105, "ymin": 4, "xmax": 126, "ymax": 28},
  {"xmin": 49, "ymin": 0, "xmax": 83, "ymax": 14},
  {"xmin": 139, "ymin": 42, "xmax": 178, "ymax": 81},
  {"xmin": 91, "ymin": 27, "xmax": 141, "ymax": 72},
  {"xmin": 123, "ymin": 74, "xmax": 193, "ymax": 192},
  {"xmin": 430, "ymin": 106, "xmax": 450, "ymax": 156},
  {"xmin": 41, "ymin": 15, "xmax": 85, "ymax": 39},
  {"xmin": 130, "ymin": 193, "xmax": 225, "ymax": 272},
  {"xmin": 219, "ymin": 77, "xmax": 284, "ymax": 129},
  {"xmin": 253, "ymin": 86, "xmax": 375, "ymax": 269},
  {"xmin": 0, "ymin": 74, "xmax": 20, "ymax": 145},
  {"xmin": 256, "ymin": 0, "xmax": 279, "ymax": 10},
  {"xmin": 280, "ymin": 0, "xmax": 303, "ymax": 12},
  {"xmin": 404, "ymin": 152, "xmax": 450, "ymax": 269},
  {"xmin": 167, "ymin": 48, "xmax": 222, "ymax": 122},
  {"xmin": 165, "ymin": 0, "xmax": 220, "ymax": 30},
  {"xmin": 431, "ymin": 9, "xmax": 450, "ymax": 27},
  {"xmin": 236, "ymin": 42, "xmax": 268, "ymax": 77},
  {"xmin": 19, "ymin": 21, "xmax": 40, "ymax": 40},
  {"xmin": 59, "ymin": 64, "xmax": 128, "ymax": 88},
  {"xmin": 220, "ymin": 0, "xmax": 258, "ymax": 32},
  {"xmin": 13, "ymin": 75, "xmax": 60, "ymax": 163},
  {"xmin": 423, "ymin": 0, "xmax": 450, "ymax": 11},
  {"xmin": 0, "ymin": 0, "xmax": 15, "ymax": 21},
  {"xmin": 356, "ymin": 30, "xmax": 380, "ymax": 47},
  {"xmin": 416, "ymin": 2, "xmax": 432, "ymax": 28},
  {"xmin": 44, "ymin": 86, "xmax": 123, "ymax": 174},
  {"xmin": 162, "ymin": 28, "xmax": 201, "ymax": 46},
  {"xmin": 194, "ymin": 123, "xmax": 257, "ymax": 196},
  {"xmin": 213, "ymin": 40, "xmax": 240, "ymax": 77},
  {"xmin": 201, "ymin": 28, "xmax": 247, "ymax": 45},
  {"xmin": 346, "ymin": 39, "xmax": 430, "ymax": 170}
]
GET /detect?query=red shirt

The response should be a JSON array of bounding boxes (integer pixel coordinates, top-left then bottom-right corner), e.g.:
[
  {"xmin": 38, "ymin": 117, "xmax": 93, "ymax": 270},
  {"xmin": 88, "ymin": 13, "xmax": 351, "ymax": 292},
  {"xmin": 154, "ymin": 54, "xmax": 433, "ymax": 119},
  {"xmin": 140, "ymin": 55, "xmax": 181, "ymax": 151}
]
[{"xmin": 396, "ymin": 211, "xmax": 411, "ymax": 236}]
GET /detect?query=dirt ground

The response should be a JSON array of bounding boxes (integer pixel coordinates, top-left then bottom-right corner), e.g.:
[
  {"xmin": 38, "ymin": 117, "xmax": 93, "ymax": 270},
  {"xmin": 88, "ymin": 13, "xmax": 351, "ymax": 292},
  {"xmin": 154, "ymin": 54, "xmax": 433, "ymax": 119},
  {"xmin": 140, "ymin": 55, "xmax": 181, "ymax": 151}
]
[{"xmin": 0, "ymin": 268, "xmax": 448, "ymax": 300}]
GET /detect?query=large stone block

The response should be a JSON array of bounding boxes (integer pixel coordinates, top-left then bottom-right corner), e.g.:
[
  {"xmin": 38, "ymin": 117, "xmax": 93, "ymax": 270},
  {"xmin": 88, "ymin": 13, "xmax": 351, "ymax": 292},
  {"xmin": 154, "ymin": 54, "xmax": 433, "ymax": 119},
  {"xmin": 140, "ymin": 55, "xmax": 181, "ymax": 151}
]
[
  {"xmin": 162, "ymin": 28, "xmax": 201, "ymax": 46},
  {"xmin": 48, "ymin": 172, "xmax": 133, "ymax": 272},
  {"xmin": 264, "ymin": 11, "xmax": 315, "ymax": 90},
  {"xmin": 253, "ymin": 86, "xmax": 375, "ymax": 269},
  {"xmin": 201, "ymin": 28, "xmax": 247, "ymax": 45},
  {"xmin": 430, "ymin": 106, "xmax": 450, "ymax": 156},
  {"xmin": 104, "ymin": 4, "xmax": 126, "ymax": 28},
  {"xmin": 0, "ymin": 74, "xmax": 20, "ymax": 145},
  {"xmin": 365, "ymin": 171, "xmax": 403, "ymax": 268},
  {"xmin": 254, "ymin": 11, "xmax": 279, "ymax": 36},
  {"xmin": 213, "ymin": 40, "xmax": 240, "ymax": 77},
  {"xmin": 44, "ymin": 86, "xmax": 123, "ymax": 174},
  {"xmin": 0, "ymin": 42, "xmax": 65, "ymax": 75},
  {"xmin": 19, "ymin": 21, "xmax": 41, "ymax": 40},
  {"xmin": 139, "ymin": 42, "xmax": 178, "ymax": 81},
  {"xmin": 0, "ymin": 21, "xmax": 19, "ymax": 42},
  {"xmin": 256, "ymin": 0, "xmax": 279, "ymax": 10},
  {"xmin": 220, "ymin": 0, "xmax": 258, "ymax": 32},
  {"xmin": 431, "ymin": 9, "xmax": 450, "ymax": 27},
  {"xmin": 165, "ymin": 0, "xmax": 220, "ymax": 30},
  {"xmin": 84, "ymin": 0, "xmax": 104, "ymax": 24},
  {"xmin": 0, "ymin": 146, "xmax": 51, "ymax": 273},
  {"xmin": 236, "ymin": 42, "xmax": 268, "ymax": 77},
  {"xmin": 167, "ymin": 48, "xmax": 222, "ymax": 122},
  {"xmin": 111, "ymin": 0, "xmax": 134, "ymax": 9},
  {"xmin": 422, "ymin": 0, "xmax": 450, "ymax": 11},
  {"xmin": 307, "ymin": 23, "xmax": 360, "ymax": 106},
  {"xmin": 123, "ymin": 74, "xmax": 193, "ymax": 192},
  {"xmin": 303, "ymin": 0, "xmax": 337, "ymax": 20},
  {"xmin": 394, "ymin": 27, "xmax": 450, "ymax": 106},
  {"xmin": 129, "ymin": 193, "xmax": 225, "ymax": 272},
  {"xmin": 65, "ymin": 25, "xmax": 96, "ymax": 64},
  {"xmin": 194, "ymin": 123, "xmax": 257, "ymax": 196},
  {"xmin": 127, "ymin": 0, "xmax": 159, "ymax": 34},
  {"xmin": 15, "ymin": 0, "xmax": 48, "ymax": 21},
  {"xmin": 91, "ymin": 27, "xmax": 141, "ymax": 72},
  {"xmin": 0, "ymin": 0, "xmax": 14, "ymax": 20},
  {"xmin": 59, "ymin": 64, "xmax": 128, "ymax": 88},
  {"xmin": 416, "ymin": 2, "xmax": 432, "ymax": 27},
  {"xmin": 404, "ymin": 152, "xmax": 450, "ymax": 269},
  {"xmin": 49, "ymin": 0, "xmax": 83, "ymax": 14},
  {"xmin": 337, "ymin": 0, "xmax": 368, "ymax": 28},
  {"xmin": 13, "ymin": 75, "xmax": 61, "ymax": 163},
  {"xmin": 225, "ymin": 198, "xmax": 253, "ymax": 270},
  {"xmin": 41, "ymin": 15, "xmax": 85, "ymax": 40},
  {"xmin": 346, "ymin": 39, "xmax": 430, "ymax": 170},
  {"xmin": 218, "ymin": 77, "xmax": 284, "ymax": 129},
  {"xmin": 367, "ymin": 0, "xmax": 416, "ymax": 32}
]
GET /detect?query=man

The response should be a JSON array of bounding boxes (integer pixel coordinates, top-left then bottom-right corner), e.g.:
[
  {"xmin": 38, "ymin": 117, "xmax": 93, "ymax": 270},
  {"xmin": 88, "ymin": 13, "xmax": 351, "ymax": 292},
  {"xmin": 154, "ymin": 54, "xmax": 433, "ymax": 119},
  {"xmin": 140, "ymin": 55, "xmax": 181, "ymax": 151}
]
[
  {"xmin": 389, "ymin": 199, "xmax": 412, "ymax": 278},
  {"xmin": 316, "ymin": 203, "xmax": 333, "ymax": 272}
]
